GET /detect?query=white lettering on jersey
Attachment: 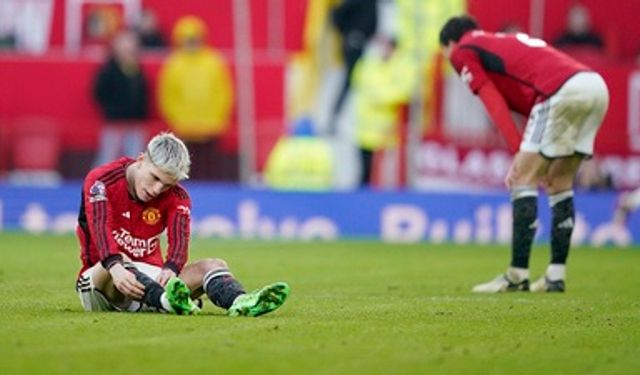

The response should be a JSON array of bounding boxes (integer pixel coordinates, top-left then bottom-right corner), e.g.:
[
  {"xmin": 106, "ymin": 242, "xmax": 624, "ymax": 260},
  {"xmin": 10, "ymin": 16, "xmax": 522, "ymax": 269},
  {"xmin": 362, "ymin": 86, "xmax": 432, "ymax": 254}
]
[
  {"xmin": 515, "ymin": 33, "xmax": 547, "ymax": 48},
  {"xmin": 122, "ymin": 211, "xmax": 130, "ymax": 219},
  {"xmin": 112, "ymin": 228, "xmax": 159, "ymax": 258},
  {"xmin": 461, "ymin": 66, "xmax": 473, "ymax": 85}
]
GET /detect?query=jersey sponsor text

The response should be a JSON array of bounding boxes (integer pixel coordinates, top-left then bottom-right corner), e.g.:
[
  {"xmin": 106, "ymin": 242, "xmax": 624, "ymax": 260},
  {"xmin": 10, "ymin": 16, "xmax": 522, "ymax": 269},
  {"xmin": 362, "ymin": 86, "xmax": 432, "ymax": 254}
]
[{"xmin": 112, "ymin": 227, "xmax": 160, "ymax": 258}]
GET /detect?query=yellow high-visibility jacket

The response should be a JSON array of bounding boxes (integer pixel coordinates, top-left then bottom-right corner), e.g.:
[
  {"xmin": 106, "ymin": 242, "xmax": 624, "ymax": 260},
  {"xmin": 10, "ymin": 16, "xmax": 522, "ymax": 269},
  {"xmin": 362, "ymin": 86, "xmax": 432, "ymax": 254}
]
[
  {"xmin": 264, "ymin": 136, "xmax": 334, "ymax": 191},
  {"xmin": 396, "ymin": 0, "xmax": 466, "ymax": 59},
  {"xmin": 352, "ymin": 50, "xmax": 417, "ymax": 151},
  {"xmin": 158, "ymin": 48, "xmax": 233, "ymax": 140}
]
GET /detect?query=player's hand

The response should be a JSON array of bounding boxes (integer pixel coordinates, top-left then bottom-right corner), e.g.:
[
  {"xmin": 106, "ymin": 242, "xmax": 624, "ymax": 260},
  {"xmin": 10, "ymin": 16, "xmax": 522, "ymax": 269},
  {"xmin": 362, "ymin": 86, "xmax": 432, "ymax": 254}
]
[
  {"xmin": 505, "ymin": 163, "xmax": 518, "ymax": 188},
  {"xmin": 156, "ymin": 268, "xmax": 176, "ymax": 287},
  {"xmin": 109, "ymin": 263, "xmax": 145, "ymax": 299}
]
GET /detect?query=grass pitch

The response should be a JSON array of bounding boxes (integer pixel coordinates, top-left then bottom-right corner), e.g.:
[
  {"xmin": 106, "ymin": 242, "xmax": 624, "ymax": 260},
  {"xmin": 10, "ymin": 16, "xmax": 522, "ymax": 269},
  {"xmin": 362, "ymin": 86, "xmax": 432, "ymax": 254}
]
[{"xmin": 0, "ymin": 232, "xmax": 638, "ymax": 375}]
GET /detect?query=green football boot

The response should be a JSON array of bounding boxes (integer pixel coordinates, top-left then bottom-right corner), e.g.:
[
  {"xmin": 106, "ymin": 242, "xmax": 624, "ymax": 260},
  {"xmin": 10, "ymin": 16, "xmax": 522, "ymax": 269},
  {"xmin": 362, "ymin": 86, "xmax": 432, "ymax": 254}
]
[
  {"xmin": 165, "ymin": 277, "xmax": 200, "ymax": 315},
  {"xmin": 228, "ymin": 282, "xmax": 290, "ymax": 317}
]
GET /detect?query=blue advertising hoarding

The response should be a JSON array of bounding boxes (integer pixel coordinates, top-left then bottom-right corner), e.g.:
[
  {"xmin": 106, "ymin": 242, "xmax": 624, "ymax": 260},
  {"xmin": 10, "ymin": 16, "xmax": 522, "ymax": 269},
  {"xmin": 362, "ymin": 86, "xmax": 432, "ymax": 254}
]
[{"xmin": 0, "ymin": 183, "xmax": 634, "ymax": 246}]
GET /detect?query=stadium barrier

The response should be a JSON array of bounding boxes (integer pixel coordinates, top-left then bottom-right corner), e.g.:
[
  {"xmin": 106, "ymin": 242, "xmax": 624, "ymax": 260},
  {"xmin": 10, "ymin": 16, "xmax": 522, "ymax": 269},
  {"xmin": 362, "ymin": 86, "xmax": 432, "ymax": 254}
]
[{"xmin": 0, "ymin": 183, "xmax": 633, "ymax": 247}]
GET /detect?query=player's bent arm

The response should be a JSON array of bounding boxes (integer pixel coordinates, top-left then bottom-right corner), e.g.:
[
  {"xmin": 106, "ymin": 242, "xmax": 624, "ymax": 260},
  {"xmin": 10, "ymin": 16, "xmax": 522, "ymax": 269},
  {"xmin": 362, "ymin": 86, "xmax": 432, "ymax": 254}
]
[
  {"xmin": 83, "ymin": 177, "xmax": 127, "ymax": 271},
  {"xmin": 156, "ymin": 268, "xmax": 176, "ymax": 287},
  {"xmin": 477, "ymin": 81, "xmax": 521, "ymax": 153},
  {"xmin": 165, "ymin": 195, "xmax": 192, "ymax": 274}
]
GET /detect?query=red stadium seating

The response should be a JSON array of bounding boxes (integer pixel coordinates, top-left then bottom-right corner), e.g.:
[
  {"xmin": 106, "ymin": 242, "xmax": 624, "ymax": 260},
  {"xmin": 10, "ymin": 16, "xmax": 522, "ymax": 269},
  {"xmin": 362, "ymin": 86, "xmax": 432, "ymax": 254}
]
[{"xmin": 11, "ymin": 117, "xmax": 61, "ymax": 171}]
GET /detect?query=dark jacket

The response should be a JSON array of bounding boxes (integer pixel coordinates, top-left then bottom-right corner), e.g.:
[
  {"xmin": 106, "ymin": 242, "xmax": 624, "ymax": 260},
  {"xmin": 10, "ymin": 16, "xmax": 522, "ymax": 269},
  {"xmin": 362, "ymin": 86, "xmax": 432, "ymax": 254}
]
[
  {"xmin": 93, "ymin": 57, "xmax": 148, "ymax": 121},
  {"xmin": 331, "ymin": 0, "xmax": 377, "ymax": 50}
]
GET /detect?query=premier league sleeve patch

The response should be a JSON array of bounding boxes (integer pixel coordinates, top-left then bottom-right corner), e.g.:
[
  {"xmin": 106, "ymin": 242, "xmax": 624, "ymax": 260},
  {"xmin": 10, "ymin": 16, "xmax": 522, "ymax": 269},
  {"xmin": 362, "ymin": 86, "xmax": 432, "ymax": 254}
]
[
  {"xmin": 89, "ymin": 180, "xmax": 107, "ymax": 203},
  {"xmin": 176, "ymin": 204, "xmax": 191, "ymax": 216}
]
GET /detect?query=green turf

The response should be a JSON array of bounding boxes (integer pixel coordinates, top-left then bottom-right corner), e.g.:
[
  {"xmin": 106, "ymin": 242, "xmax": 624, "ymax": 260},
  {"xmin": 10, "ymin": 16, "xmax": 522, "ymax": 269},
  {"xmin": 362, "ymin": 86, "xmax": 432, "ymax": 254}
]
[{"xmin": 0, "ymin": 232, "xmax": 638, "ymax": 375}]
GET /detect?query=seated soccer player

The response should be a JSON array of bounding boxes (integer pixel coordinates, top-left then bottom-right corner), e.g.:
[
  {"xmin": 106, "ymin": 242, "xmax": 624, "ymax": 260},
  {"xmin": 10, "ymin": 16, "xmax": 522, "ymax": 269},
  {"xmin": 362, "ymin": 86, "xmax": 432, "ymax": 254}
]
[{"xmin": 75, "ymin": 132, "xmax": 290, "ymax": 315}]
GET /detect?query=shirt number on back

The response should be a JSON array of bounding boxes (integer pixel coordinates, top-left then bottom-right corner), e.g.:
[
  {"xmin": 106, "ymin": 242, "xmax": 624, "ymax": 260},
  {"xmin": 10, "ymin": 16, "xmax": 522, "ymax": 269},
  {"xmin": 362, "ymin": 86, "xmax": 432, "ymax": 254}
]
[{"xmin": 515, "ymin": 33, "xmax": 547, "ymax": 48}]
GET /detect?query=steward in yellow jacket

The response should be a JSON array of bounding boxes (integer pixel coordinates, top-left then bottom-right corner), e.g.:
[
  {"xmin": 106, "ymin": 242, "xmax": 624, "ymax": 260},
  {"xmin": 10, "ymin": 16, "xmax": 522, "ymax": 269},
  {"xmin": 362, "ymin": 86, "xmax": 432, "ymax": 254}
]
[
  {"xmin": 264, "ymin": 118, "xmax": 334, "ymax": 191},
  {"xmin": 158, "ymin": 16, "xmax": 233, "ymax": 142},
  {"xmin": 352, "ymin": 36, "xmax": 416, "ymax": 152}
]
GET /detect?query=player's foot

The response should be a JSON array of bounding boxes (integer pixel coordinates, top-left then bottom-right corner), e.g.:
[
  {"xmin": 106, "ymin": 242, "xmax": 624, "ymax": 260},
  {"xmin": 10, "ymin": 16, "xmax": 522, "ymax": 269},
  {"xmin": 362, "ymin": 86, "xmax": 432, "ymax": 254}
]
[
  {"xmin": 228, "ymin": 282, "xmax": 290, "ymax": 317},
  {"xmin": 165, "ymin": 277, "xmax": 200, "ymax": 315},
  {"xmin": 530, "ymin": 276, "xmax": 565, "ymax": 292},
  {"xmin": 472, "ymin": 274, "xmax": 529, "ymax": 293}
]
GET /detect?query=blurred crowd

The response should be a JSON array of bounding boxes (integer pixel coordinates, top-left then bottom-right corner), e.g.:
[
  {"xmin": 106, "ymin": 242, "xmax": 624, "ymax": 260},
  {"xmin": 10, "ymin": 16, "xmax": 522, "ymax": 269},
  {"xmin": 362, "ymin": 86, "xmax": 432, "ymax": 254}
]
[
  {"xmin": 0, "ymin": 0, "xmax": 638, "ymax": 195},
  {"xmin": 91, "ymin": 12, "xmax": 234, "ymax": 181}
]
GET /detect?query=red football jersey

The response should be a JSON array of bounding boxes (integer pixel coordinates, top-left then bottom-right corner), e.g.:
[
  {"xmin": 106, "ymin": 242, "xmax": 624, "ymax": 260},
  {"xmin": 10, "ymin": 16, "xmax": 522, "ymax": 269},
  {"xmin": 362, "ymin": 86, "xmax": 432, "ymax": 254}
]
[
  {"xmin": 450, "ymin": 30, "xmax": 589, "ymax": 115},
  {"xmin": 76, "ymin": 157, "xmax": 191, "ymax": 275}
]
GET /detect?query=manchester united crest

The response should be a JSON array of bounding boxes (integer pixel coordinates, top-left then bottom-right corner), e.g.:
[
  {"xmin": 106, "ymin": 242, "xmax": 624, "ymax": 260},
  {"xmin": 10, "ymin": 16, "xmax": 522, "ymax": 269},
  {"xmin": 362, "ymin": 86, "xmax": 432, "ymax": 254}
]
[{"xmin": 142, "ymin": 207, "xmax": 161, "ymax": 225}]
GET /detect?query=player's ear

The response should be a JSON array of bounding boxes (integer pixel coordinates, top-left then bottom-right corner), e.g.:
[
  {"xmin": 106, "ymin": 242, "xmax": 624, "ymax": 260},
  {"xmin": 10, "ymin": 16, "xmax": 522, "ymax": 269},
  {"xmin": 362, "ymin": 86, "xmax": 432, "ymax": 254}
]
[
  {"xmin": 443, "ymin": 41, "xmax": 456, "ymax": 58},
  {"xmin": 137, "ymin": 152, "xmax": 145, "ymax": 162}
]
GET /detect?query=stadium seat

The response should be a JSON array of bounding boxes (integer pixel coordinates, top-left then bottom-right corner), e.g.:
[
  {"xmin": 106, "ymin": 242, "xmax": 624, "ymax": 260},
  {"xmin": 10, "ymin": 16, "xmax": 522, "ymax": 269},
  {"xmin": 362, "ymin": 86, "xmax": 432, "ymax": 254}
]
[{"xmin": 8, "ymin": 117, "xmax": 62, "ymax": 185}]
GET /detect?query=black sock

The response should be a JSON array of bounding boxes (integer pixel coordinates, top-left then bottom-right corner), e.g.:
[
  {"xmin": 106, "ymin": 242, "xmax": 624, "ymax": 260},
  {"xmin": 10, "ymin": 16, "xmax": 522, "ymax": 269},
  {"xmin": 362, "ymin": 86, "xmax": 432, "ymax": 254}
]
[
  {"xmin": 125, "ymin": 266, "xmax": 165, "ymax": 310},
  {"xmin": 550, "ymin": 191, "xmax": 574, "ymax": 265},
  {"xmin": 511, "ymin": 192, "xmax": 538, "ymax": 269},
  {"xmin": 203, "ymin": 269, "xmax": 246, "ymax": 309}
]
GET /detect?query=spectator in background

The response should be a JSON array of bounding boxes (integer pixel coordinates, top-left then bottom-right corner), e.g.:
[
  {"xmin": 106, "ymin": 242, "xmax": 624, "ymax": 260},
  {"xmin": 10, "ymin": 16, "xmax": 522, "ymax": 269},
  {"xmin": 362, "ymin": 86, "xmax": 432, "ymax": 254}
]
[
  {"xmin": 93, "ymin": 30, "xmax": 148, "ymax": 167},
  {"xmin": 158, "ymin": 16, "xmax": 234, "ymax": 180},
  {"xmin": 553, "ymin": 3, "xmax": 604, "ymax": 51},
  {"xmin": 351, "ymin": 35, "xmax": 416, "ymax": 186},
  {"xmin": 136, "ymin": 9, "xmax": 166, "ymax": 49},
  {"xmin": 264, "ymin": 117, "xmax": 334, "ymax": 191},
  {"xmin": 499, "ymin": 22, "xmax": 524, "ymax": 34},
  {"xmin": 328, "ymin": 0, "xmax": 377, "ymax": 133}
]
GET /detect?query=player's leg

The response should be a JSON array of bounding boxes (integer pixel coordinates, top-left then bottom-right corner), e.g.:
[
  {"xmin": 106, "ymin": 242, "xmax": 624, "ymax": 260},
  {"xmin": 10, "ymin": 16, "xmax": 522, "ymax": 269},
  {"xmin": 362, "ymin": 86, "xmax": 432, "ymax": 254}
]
[
  {"xmin": 473, "ymin": 99, "xmax": 555, "ymax": 292},
  {"xmin": 530, "ymin": 155, "xmax": 582, "ymax": 292},
  {"xmin": 473, "ymin": 151, "xmax": 549, "ymax": 292},
  {"xmin": 77, "ymin": 260, "xmax": 154, "ymax": 312},
  {"xmin": 125, "ymin": 261, "xmax": 198, "ymax": 314},
  {"xmin": 531, "ymin": 72, "xmax": 609, "ymax": 291},
  {"xmin": 180, "ymin": 258, "xmax": 245, "ymax": 309},
  {"xmin": 77, "ymin": 263, "xmax": 126, "ymax": 311},
  {"xmin": 180, "ymin": 258, "xmax": 290, "ymax": 316},
  {"xmin": 530, "ymin": 71, "xmax": 608, "ymax": 292},
  {"xmin": 360, "ymin": 148, "xmax": 374, "ymax": 186},
  {"xmin": 76, "ymin": 260, "xmax": 197, "ymax": 314}
]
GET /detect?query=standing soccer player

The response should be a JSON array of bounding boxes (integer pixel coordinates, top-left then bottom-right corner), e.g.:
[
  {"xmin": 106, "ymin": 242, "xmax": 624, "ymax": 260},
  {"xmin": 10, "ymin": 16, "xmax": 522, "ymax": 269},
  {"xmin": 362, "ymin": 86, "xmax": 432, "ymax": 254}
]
[
  {"xmin": 439, "ymin": 16, "xmax": 609, "ymax": 292},
  {"xmin": 76, "ymin": 132, "xmax": 290, "ymax": 314}
]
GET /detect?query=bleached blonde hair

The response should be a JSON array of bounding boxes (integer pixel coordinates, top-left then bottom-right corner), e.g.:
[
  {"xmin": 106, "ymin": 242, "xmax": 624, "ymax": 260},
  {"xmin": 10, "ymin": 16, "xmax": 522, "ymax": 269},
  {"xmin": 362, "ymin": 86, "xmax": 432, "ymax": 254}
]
[{"xmin": 144, "ymin": 132, "xmax": 191, "ymax": 180}]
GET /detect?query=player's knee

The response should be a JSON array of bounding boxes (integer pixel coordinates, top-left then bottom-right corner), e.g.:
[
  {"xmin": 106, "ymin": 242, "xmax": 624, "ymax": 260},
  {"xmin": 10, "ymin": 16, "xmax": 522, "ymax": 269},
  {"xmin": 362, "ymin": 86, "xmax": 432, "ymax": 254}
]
[
  {"xmin": 544, "ymin": 176, "xmax": 574, "ymax": 194},
  {"xmin": 508, "ymin": 166, "xmax": 535, "ymax": 187},
  {"xmin": 200, "ymin": 258, "xmax": 229, "ymax": 272},
  {"xmin": 509, "ymin": 171, "xmax": 539, "ymax": 187}
]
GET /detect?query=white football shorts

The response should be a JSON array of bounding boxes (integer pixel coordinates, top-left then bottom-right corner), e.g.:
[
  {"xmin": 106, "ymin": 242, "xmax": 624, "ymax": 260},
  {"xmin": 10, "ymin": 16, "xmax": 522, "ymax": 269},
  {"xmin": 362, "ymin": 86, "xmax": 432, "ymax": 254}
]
[
  {"xmin": 520, "ymin": 71, "xmax": 609, "ymax": 158},
  {"xmin": 76, "ymin": 261, "xmax": 161, "ymax": 312}
]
